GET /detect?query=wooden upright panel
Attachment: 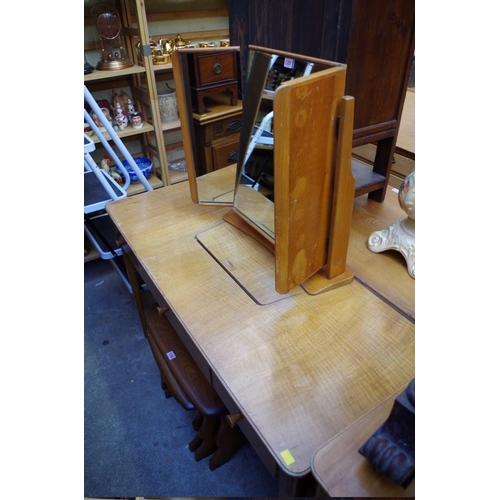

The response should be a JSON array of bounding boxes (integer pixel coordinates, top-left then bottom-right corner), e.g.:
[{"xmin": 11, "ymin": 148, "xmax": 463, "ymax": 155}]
[
  {"xmin": 274, "ymin": 67, "xmax": 346, "ymax": 293},
  {"xmin": 327, "ymin": 95, "xmax": 355, "ymax": 278}
]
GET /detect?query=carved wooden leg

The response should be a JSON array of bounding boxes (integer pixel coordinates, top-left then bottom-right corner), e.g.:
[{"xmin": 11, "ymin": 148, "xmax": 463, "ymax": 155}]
[
  {"xmin": 209, "ymin": 415, "xmax": 248, "ymax": 471},
  {"xmin": 192, "ymin": 410, "xmax": 203, "ymax": 431},
  {"xmin": 189, "ymin": 410, "xmax": 203, "ymax": 451},
  {"xmin": 189, "ymin": 434, "xmax": 203, "ymax": 452},
  {"xmin": 197, "ymin": 94, "xmax": 206, "ymax": 114},
  {"xmin": 194, "ymin": 415, "xmax": 220, "ymax": 461},
  {"xmin": 230, "ymin": 85, "xmax": 238, "ymax": 106}
]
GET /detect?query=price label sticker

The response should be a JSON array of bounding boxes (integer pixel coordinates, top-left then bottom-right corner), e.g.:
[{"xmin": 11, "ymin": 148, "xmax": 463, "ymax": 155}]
[
  {"xmin": 284, "ymin": 57, "xmax": 295, "ymax": 69},
  {"xmin": 280, "ymin": 449, "xmax": 296, "ymax": 466},
  {"xmin": 167, "ymin": 351, "xmax": 176, "ymax": 360}
]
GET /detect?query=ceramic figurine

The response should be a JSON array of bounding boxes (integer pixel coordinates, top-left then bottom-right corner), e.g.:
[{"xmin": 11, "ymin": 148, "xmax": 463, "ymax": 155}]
[
  {"xmin": 112, "ymin": 90, "xmax": 131, "ymax": 116},
  {"xmin": 126, "ymin": 99, "xmax": 136, "ymax": 119},
  {"xmin": 131, "ymin": 111, "xmax": 143, "ymax": 129},
  {"xmin": 114, "ymin": 102, "xmax": 128, "ymax": 130},
  {"xmin": 91, "ymin": 107, "xmax": 112, "ymax": 131}
]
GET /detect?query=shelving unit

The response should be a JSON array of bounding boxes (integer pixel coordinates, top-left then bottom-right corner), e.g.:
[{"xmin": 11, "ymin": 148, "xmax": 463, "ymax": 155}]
[
  {"xmin": 85, "ymin": 0, "xmax": 169, "ymax": 277},
  {"xmin": 85, "ymin": 0, "xmax": 231, "ymax": 190},
  {"xmin": 84, "ymin": 0, "xmax": 171, "ymax": 189},
  {"xmin": 83, "ymin": 64, "xmax": 146, "ymax": 81}
]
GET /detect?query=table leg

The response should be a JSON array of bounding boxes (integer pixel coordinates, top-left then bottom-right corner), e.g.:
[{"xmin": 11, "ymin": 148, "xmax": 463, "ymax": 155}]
[{"xmin": 369, "ymin": 136, "xmax": 397, "ymax": 202}]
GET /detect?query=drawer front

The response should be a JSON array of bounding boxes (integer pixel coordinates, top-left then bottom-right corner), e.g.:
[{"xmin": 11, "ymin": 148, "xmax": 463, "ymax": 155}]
[
  {"xmin": 204, "ymin": 114, "xmax": 242, "ymax": 142},
  {"xmin": 195, "ymin": 52, "xmax": 237, "ymax": 87},
  {"xmin": 212, "ymin": 136, "xmax": 240, "ymax": 171}
]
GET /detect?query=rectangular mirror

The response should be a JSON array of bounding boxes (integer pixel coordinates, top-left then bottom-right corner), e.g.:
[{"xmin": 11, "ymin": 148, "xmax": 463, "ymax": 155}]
[{"xmin": 172, "ymin": 47, "xmax": 242, "ymax": 206}]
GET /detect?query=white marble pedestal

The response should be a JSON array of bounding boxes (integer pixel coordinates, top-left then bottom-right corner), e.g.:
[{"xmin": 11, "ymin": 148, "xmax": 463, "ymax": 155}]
[{"xmin": 367, "ymin": 172, "xmax": 415, "ymax": 279}]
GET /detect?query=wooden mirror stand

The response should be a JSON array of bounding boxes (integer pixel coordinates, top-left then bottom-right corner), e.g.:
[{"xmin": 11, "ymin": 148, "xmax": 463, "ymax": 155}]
[
  {"xmin": 175, "ymin": 45, "xmax": 356, "ymax": 296},
  {"xmin": 227, "ymin": 67, "xmax": 355, "ymax": 294}
]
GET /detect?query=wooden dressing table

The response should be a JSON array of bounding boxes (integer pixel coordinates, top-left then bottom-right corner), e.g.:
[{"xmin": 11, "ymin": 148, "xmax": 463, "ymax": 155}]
[{"xmin": 106, "ymin": 167, "xmax": 414, "ymax": 496}]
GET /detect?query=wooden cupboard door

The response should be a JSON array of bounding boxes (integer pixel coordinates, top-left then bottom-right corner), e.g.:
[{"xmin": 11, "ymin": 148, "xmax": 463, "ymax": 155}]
[
  {"xmin": 212, "ymin": 136, "xmax": 240, "ymax": 171},
  {"xmin": 345, "ymin": 0, "xmax": 415, "ymax": 133}
]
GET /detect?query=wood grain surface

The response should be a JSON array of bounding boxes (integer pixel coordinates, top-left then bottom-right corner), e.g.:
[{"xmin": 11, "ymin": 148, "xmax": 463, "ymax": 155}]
[
  {"xmin": 348, "ymin": 188, "xmax": 415, "ymax": 320},
  {"xmin": 107, "ymin": 178, "xmax": 414, "ymax": 478}
]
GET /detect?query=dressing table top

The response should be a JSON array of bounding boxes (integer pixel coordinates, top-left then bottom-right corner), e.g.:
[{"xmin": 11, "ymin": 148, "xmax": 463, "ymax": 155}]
[{"xmin": 106, "ymin": 168, "xmax": 414, "ymax": 478}]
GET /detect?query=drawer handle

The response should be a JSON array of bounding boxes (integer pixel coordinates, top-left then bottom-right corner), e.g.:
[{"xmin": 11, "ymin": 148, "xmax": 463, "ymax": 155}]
[
  {"xmin": 227, "ymin": 120, "xmax": 241, "ymax": 132},
  {"xmin": 226, "ymin": 413, "xmax": 244, "ymax": 428},
  {"xmin": 213, "ymin": 62, "xmax": 223, "ymax": 74},
  {"xmin": 156, "ymin": 306, "xmax": 170, "ymax": 316},
  {"xmin": 227, "ymin": 150, "xmax": 238, "ymax": 162}
]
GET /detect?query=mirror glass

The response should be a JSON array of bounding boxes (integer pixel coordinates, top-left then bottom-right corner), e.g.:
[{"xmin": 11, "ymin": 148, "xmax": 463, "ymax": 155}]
[
  {"xmin": 232, "ymin": 46, "xmax": 337, "ymax": 241},
  {"xmin": 172, "ymin": 47, "xmax": 242, "ymax": 205}
]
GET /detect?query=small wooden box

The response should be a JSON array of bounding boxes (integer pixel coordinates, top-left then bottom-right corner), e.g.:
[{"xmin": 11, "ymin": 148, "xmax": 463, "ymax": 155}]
[
  {"xmin": 188, "ymin": 50, "xmax": 239, "ymax": 113},
  {"xmin": 190, "ymin": 51, "xmax": 237, "ymax": 87}
]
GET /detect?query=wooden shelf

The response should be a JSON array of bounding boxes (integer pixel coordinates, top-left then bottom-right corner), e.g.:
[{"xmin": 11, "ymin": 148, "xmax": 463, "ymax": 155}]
[
  {"xmin": 84, "ymin": 64, "xmax": 146, "ymax": 82},
  {"xmin": 152, "ymin": 62, "xmax": 173, "ymax": 72},
  {"xmin": 352, "ymin": 158, "xmax": 387, "ymax": 197},
  {"xmin": 161, "ymin": 119, "xmax": 181, "ymax": 132},
  {"xmin": 89, "ymin": 170, "xmax": 165, "ymax": 198},
  {"xmin": 88, "ymin": 122, "xmax": 156, "ymax": 144},
  {"xmin": 168, "ymin": 169, "xmax": 189, "ymax": 184},
  {"xmin": 84, "ymin": 234, "xmax": 100, "ymax": 263},
  {"xmin": 193, "ymin": 99, "xmax": 243, "ymax": 124},
  {"xmin": 122, "ymin": 173, "xmax": 164, "ymax": 195}
]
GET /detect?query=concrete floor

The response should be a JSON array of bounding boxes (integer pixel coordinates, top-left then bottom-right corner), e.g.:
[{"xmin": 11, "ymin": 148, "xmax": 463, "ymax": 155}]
[{"xmin": 84, "ymin": 257, "xmax": 279, "ymax": 497}]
